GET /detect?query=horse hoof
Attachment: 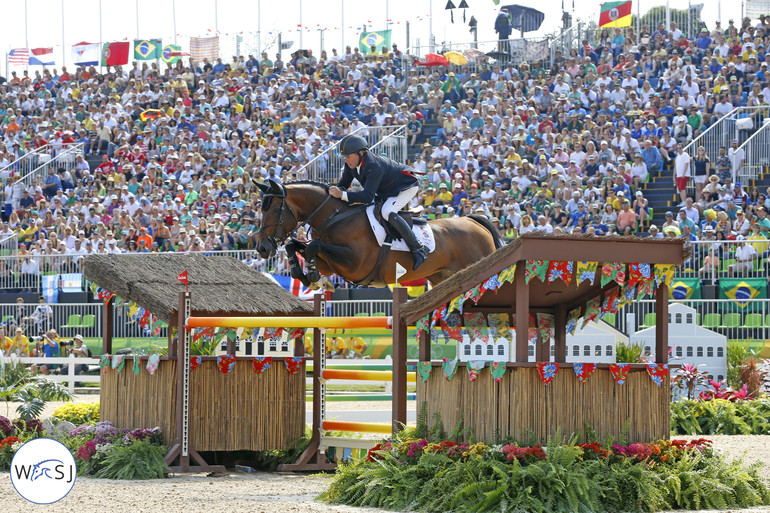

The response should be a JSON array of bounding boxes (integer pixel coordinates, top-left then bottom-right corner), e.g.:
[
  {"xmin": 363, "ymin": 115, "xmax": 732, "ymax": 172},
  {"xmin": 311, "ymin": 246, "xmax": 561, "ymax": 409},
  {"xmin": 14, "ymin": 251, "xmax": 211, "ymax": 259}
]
[
  {"xmin": 308, "ymin": 270, "xmax": 320, "ymax": 283},
  {"xmin": 319, "ymin": 276, "xmax": 335, "ymax": 291}
]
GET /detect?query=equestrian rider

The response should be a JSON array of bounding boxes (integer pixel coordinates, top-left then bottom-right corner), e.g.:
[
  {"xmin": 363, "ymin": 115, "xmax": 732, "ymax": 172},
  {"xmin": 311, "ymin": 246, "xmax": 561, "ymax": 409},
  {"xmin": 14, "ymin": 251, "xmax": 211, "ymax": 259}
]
[{"xmin": 328, "ymin": 134, "xmax": 429, "ymax": 270}]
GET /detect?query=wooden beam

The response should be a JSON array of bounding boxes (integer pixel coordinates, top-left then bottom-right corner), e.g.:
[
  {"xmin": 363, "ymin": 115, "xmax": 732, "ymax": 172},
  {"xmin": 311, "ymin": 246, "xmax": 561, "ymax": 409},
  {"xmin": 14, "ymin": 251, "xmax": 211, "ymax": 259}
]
[
  {"xmin": 392, "ymin": 287, "xmax": 408, "ymax": 432},
  {"xmin": 655, "ymin": 283, "xmax": 669, "ymax": 364},
  {"xmin": 418, "ymin": 328, "xmax": 430, "ymax": 361},
  {"xmin": 514, "ymin": 264, "xmax": 529, "ymax": 363},
  {"xmin": 102, "ymin": 295, "xmax": 114, "ymax": 355},
  {"xmin": 554, "ymin": 304, "xmax": 567, "ymax": 363}
]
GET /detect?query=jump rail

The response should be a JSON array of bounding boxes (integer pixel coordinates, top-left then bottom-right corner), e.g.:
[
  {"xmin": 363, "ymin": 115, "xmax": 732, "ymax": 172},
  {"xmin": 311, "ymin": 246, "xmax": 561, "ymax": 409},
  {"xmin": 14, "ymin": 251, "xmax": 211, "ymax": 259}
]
[{"xmin": 186, "ymin": 316, "xmax": 392, "ymax": 329}]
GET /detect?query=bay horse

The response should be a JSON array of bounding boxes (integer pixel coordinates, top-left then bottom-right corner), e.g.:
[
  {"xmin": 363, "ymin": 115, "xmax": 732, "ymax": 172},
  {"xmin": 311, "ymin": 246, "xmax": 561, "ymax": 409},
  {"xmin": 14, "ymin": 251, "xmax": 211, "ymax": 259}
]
[{"xmin": 253, "ymin": 180, "xmax": 502, "ymax": 288}]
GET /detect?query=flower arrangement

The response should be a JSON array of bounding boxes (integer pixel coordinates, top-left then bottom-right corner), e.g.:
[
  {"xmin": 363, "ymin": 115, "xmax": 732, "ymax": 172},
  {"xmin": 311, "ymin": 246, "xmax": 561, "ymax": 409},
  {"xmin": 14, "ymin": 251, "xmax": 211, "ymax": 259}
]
[
  {"xmin": 51, "ymin": 402, "xmax": 100, "ymax": 426},
  {"xmin": 12, "ymin": 418, "xmax": 43, "ymax": 435},
  {"xmin": 0, "ymin": 416, "xmax": 12, "ymax": 437}
]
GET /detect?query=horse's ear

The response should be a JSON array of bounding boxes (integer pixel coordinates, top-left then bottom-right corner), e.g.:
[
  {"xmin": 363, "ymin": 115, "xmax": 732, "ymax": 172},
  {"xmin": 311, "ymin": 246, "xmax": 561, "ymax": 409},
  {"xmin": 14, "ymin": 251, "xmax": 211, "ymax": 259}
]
[
  {"xmin": 268, "ymin": 179, "xmax": 283, "ymax": 196},
  {"xmin": 252, "ymin": 179, "xmax": 269, "ymax": 194}
]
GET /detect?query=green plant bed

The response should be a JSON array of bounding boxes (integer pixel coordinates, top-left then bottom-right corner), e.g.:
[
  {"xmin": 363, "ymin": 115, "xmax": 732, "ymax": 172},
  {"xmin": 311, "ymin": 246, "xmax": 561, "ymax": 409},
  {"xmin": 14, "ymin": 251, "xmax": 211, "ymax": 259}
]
[
  {"xmin": 321, "ymin": 437, "xmax": 770, "ymax": 512},
  {"xmin": 671, "ymin": 398, "xmax": 770, "ymax": 435}
]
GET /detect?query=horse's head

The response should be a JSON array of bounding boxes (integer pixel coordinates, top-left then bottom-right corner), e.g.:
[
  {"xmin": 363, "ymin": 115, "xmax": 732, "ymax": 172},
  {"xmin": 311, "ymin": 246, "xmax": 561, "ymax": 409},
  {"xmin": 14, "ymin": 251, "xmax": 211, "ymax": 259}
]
[{"xmin": 253, "ymin": 179, "xmax": 297, "ymax": 259}]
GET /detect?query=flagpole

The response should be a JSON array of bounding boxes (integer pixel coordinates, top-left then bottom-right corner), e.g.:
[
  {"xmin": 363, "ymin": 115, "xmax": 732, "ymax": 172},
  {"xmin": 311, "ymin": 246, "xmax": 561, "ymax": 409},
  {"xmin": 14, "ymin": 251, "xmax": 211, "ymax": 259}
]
[
  {"xmin": 24, "ymin": 0, "xmax": 29, "ymax": 50},
  {"xmin": 172, "ymin": 0, "xmax": 177, "ymax": 45},
  {"xmin": 257, "ymin": 0, "xmax": 262, "ymax": 55},
  {"xmin": 62, "ymin": 0, "xmax": 66, "ymax": 68},
  {"xmin": 215, "ymin": 0, "xmax": 218, "ymax": 34},
  {"xmin": 299, "ymin": 0, "xmax": 303, "ymax": 49},
  {"xmin": 428, "ymin": 0, "xmax": 433, "ymax": 52},
  {"xmin": 99, "ymin": 0, "xmax": 103, "ymax": 71},
  {"xmin": 341, "ymin": 0, "xmax": 344, "ymax": 52},
  {"xmin": 136, "ymin": 0, "xmax": 140, "ymax": 39}
]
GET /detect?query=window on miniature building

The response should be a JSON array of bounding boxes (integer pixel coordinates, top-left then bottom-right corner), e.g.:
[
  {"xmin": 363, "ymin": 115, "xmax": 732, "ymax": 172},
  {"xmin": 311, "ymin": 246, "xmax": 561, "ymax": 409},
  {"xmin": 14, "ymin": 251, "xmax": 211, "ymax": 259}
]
[
  {"xmin": 668, "ymin": 313, "xmax": 672, "ymax": 323},
  {"xmin": 708, "ymin": 374, "xmax": 714, "ymax": 380},
  {"xmin": 675, "ymin": 313, "xmax": 682, "ymax": 323},
  {"xmin": 281, "ymin": 340, "xmax": 289, "ymax": 352},
  {"xmin": 573, "ymin": 345, "xmax": 580, "ymax": 357},
  {"xmin": 686, "ymin": 313, "xmax": 693, "ymax": 323},
  {"xmin": 464, "ymin": 345, "xmax": 471, "ymax": 356},
  {"xmin": 697, "ymin": 347, "xmax": 703, "ymax": 357},
  {"xmin": 687, "ymin": 346, "xmax": 693, "ymax": 357},
  {"xmin": 528, "ymin": 345, "xmax": 535, "ymax": 357},
  {"xmin": 718, "ymin": 374, "xmax": 724, "ymax": 381},
  {"xmin": 584, "ymin": 345, "xmax": 590, "ymax": 356},
  {"xmin": 676, "ymin": 346, "xmax": 683, "ymax": 357},
  {"xmin": 475, "ymin": 345, "xmax": 482, "ymax": 355},
  {"xmin": 645, "ymin": 346, "xmax": 651, "ymax": 355},
  {"xmin": 497, "ymin": 344, "xmax": 505, "ymax": 355},
  {"xmin": 707, "ymin": 347, "xmax": 713, "ymax": 357},
  {"xmin": 595, "ymin": 345, "xmax": 602, "ymax": 356},
  {"xmin": 550, "ymin": 345, "xmax": 555, "ymax": 356},
  {"xmin": 487, "ymin": 344, "xmax": 494, "ymax": 355},
  {"xmin": 717, "ymin": 347, "xmax": 724, "ymax": 358},
  {"xmin": 606, "ymin": 345, "xmax": 613, "ymax": 356},
  {"xmin": 269, "ymin": 339, "xmax": 277, "ymax": 352}
]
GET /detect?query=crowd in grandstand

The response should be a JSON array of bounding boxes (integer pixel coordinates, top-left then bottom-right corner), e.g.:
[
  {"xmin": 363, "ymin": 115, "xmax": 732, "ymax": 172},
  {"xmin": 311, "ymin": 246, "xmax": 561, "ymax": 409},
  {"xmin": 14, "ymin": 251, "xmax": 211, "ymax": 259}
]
[{"xmin": 1, "ymin": 15, "xmax": 770, "ymax": 281}]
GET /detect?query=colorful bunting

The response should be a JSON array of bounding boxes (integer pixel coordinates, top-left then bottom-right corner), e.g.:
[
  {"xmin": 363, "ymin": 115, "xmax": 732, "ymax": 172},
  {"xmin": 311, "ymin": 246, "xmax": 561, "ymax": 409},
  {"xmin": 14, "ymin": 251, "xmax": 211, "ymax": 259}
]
[
  {"xmin": 264, "ymin": 327, "xmax": 284, "ymax": 341},
  {"xmin": 463, "ymin": 312, "xmax": 488, "ymax": 342},
  {"xmin": 609, "ymin": 363, "xmax": 630, "ymax": 385},
  {"xmin": 483, "ymin": 273, "xmax": 502, "ymax": 293},
  {"xmin": 576, "ymin": 261, "xmax": 598, "ymax": 286},
  {"xmin": 498, "ymin": 263, "xmax": 517, "ymax": 284},
  {"xmin": 190, "ymin": 356, "xmax": 202, "ymax": 372},
  {"xmin": 440, "ymin": 311, "xmax": 464, "ymax": 342},
  {"xmin": 288, "ymin": 328, "xmax": 305, "ymax": 340},
  {"xmin": 467, "ymin": 360, "xmax": 486, "ymax": 382},
  {"xmin": 490, "ymin": 361, "xmax": 506, "ymax": 382},
  {"xmin": 487, "ymin": 313, "xmax": 511, "ymax": 339},
  {"xmin": 99, "ymin": 354, "xmax": 111, "ymax": 374},
  {"xmin": 416, "ymin": 315, "xmax": 430, "ymax": 339},
  {"xmin": 133, "ymin": 355, "xmax": 142, "ymax": 375},
  {"xmin": 566, "ymin": 307, "xmax": 581, "ymax": 335},
  {"xmin": 573, "ymin": 363, "xmax": 596, "ymax": 383},
  {"xmin": 447, "ymin": 295, "xmax": 464, "ymax": 314},
  {"xmin": 617, "ymin": 285, "xmax": 637, "ymax": 309},
  {"xmin": 111, "ymin": 355, "xmax": 125, "ymax": 373},
  {"xmin": 511, "ymin": 313, "xmax": 538, "ymax": 341},
  {"xmin": 252, "ymin": 356, "xmax": 272, "ymax": 374},
  {"xmin": 442, "ymin": 358, "xmax": 459, "ymax": 381},
  {"xmin": 628, "ymin": 263, "xmax": 653, "ymax": 289},
  {"xmin": 146, "ymin": 354, "xmax": 160, "ymax": 375},
  {"xmin": 646, "ymin": 363, "xmax": 669, "ymax": 387},
  {"xmin": 416, "ymin": 361, "xmax": 432, "ymax": 383},
  {"xmin": 536, "ymin": 362, "xmax": 559, "ymax": 385},
  {"xmin": 217, "ymin": 354, "xmax": 237, "ymax": 374},
  {"xmin": 582, "ymin": 297, "xmax": 601, "ymax": 328},
  {"xmin": 547, "ymin": 260, "xmax": 574, "ymax": 285},
  {"xmin": 655, "ymin": 264, "xmax": 677, "ymax": 288},
  {"xmin": 601, "ymin": 287, "xmax": 621, "ymax": 316},
  {"xmin": 601, "ymin": 263, "xmax": 626, "ymax": 287},
  {"xmin": 464, "ymin": 284, "xmax": 483, "ymax": 304},
  {"xmin": 284, "ymin": 357, "xmax": 304, "ymax": 375},
  {"xmin": 525, "ymin": 260, "xmax": 549, "ymax": 284},
  {"xmin": 537, "ymin": 313, "xmax": 554, "ymax": 341}
]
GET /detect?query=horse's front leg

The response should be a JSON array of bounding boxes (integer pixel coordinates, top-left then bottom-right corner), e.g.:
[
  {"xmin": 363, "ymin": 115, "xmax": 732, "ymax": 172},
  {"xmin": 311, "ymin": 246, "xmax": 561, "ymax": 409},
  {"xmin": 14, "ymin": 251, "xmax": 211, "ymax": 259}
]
[
  {"xmin": 305, "ymin": 239, "xmax": 354, "ymax": 286},
  {"xmin": 285, "ymin": 238, "xmax": 310, "ymax": 286}
]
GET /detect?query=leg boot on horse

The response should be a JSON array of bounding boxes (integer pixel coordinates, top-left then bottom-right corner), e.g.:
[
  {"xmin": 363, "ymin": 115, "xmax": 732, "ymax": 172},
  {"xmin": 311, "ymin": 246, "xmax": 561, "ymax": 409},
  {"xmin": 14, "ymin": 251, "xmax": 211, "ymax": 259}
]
[{"xmin": 388, "ymin": 212, "xmax": 428, "ymax": 271}]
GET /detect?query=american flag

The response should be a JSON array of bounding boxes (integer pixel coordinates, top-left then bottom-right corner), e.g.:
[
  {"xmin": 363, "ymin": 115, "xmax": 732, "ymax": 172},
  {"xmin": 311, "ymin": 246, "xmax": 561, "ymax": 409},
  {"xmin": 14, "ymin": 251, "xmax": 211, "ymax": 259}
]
[{"xmin": 9, "ymin": 48, "xmax": 29, "ymax": 65}]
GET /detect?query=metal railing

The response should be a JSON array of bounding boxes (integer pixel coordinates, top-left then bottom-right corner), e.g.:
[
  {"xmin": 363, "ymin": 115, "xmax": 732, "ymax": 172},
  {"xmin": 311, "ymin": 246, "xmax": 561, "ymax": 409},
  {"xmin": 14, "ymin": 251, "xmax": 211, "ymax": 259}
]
[
  {"xmin": 678, "ymin": 240, "xmax": 769, "ymax": 282},
  {"xmin": 19, "ymin": 142, "xmax": 84, "ymax": 188},
  {"xmin": 611, "ymin": 298, "xmax": 770, "ymax": 344},
  {"xmin": 0, "ymin": 144, "xmax": 55, "ymax": 182},
  {"xmin": 405, "ymin": 37, "xmax": 552, "ymax": 73},
  {"xmin": 684, "ymin": 106, "xmax": 766, "ymax": 164},
  {"xmin": 0, "ymin": 232, "xmax": 18, "ymax": 253},
  {"xmin": 294, "ymin": 125, "xmax": 407, "ymax": 183},
  {"xmin": 739, "ymin": 119, "xmax": 770, "ymax": 185}
]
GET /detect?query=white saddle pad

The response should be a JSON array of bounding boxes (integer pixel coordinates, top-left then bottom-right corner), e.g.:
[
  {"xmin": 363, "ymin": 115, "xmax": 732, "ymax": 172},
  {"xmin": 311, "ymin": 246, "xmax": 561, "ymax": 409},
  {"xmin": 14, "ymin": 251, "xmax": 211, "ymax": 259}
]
[{"xmin": 366, "ymin": 206, "xmax": 436, "ymax": 253}]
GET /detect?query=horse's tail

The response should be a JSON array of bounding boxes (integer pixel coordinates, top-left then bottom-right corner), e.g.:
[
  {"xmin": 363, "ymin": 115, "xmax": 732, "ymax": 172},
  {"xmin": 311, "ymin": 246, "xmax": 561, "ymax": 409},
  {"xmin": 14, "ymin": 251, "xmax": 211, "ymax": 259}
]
[{"xmin": 468, "ymin": 214, "xmax": 504, "ymax": 250}]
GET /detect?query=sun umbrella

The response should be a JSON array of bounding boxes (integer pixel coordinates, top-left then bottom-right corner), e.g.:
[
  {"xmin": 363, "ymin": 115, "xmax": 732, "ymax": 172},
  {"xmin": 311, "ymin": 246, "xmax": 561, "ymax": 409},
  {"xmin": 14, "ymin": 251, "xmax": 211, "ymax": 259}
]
[
  {"xmin": 462, "ymin": 48, "xmax": 487, "ymax": 64},
  {"xmin": 443, "ymin": 50, "xmax": 468, "ymax": 66},
  {"xmin": 414, "ymin": 53, "xmax": 449, "ymax": 67}
]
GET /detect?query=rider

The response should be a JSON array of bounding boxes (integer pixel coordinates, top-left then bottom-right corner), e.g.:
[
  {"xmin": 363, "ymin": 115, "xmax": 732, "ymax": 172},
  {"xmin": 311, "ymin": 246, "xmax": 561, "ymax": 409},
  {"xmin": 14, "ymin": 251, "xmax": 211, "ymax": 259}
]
[{"xmin": 329, "ymin": 134, "xmax": 429, "ymax": 270}]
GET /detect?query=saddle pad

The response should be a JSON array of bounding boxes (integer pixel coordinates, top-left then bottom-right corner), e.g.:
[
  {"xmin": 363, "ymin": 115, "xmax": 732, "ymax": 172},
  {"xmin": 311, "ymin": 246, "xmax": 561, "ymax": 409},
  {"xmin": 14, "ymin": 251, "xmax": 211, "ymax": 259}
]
[{"xmin": 366, "ymin": 205, "xmax": 436, "ymax": 253}]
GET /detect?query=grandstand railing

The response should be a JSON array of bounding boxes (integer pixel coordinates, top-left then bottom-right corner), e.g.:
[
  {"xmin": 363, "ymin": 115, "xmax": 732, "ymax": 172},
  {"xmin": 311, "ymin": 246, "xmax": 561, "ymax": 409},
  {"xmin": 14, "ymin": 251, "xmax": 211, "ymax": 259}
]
[
  {"xmin": 678, "ymin": 239, "xmax": 769, "ymax": 282},
  {"xmin": 368, "ymin": 125, "xmax": 408, "ymax": 165},
  {"xmin": 19, "ymin": 142, "xmax": 84, "ymax": 188},
  {"xmin": 738, "ymin": 119, "xmax": 770, "ymax": 185},
  {"xmin": 684, "ymin": 106, "xmax": 766, "ymax": 165},
  {"xmin": 610, "ymin": 298, "xmax": 770, "ymax": 345},
  {"xmin": 0, "ymin": 232, "xmax": 18, "ymax": 253},
  {"xmin": 295, "ymin": 125, "xmax": 407, "ymax": 183},
  {"xmin": 0, "ymin": 144, "xmax": 63, "ymax": 183}
]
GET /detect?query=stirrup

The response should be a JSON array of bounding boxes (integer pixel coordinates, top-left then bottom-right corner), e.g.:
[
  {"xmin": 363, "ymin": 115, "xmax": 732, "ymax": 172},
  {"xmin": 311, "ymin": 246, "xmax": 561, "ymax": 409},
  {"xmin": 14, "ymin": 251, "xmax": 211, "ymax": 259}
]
[{"xmin": 411, "ymin": 245, "xmax": 428, "ymax": 271}]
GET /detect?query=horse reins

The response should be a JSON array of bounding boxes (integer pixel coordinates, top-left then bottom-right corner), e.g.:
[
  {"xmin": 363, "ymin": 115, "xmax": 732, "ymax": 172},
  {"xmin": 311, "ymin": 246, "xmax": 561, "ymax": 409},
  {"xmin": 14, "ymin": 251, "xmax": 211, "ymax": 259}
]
[{"xmin": 257, "ymin": 189, "xmax": 299, "ymax": 249}]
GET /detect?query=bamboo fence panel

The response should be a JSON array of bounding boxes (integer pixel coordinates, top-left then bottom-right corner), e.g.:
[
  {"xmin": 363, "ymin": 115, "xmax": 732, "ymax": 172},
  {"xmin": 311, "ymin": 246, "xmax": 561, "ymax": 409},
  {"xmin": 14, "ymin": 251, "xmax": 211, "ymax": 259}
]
[
  {"xmin": 418, "ymin": 364, "xmax": 670, "ymax": 444},
  {"xmin": 100, "ymin": 358, "xmax": 305, "ymax": 451}
]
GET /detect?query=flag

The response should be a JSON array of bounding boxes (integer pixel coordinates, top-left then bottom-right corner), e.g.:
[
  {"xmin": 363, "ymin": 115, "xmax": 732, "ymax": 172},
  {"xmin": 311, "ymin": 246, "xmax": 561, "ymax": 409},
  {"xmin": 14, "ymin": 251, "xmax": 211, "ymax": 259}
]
[
  {"xmin": 176, "ymin": 270, "xmax": 188, "ymax": 285},
  {"xmin": 599, "ymin": 1, "xmax": 632, "ymax": 27},
  {"xmin": 669, "ymin": 278, "xmax": 701, "ymax": 300},
  {"xmin": 102, "ymin": 42, "xmax": 130, "ymax": 66},
  {"xmin": 162, "ymin": 44, "xmax": 183, "ymax": 64},
  {"xmin": 134, "ymin": 39, "xmax": 162, "ymax": 60},
  {"xmin": 190, "ymin": 36, "xmax": 219, "ymax": 61},
  {"xmin": 358, "ymin": 30, "xmax": 391, "ymax": 53},
  {"xmin": 72, "ymin": 42, "xmax": 100, "ymax": 66},
  {"xmin": 719, "ymin": 278, "xmax": 766, "ymax": 309},
  {"xmin": 263, "ymin": 273, "xmax": 316, "ymax": 300},
  {"xmin": 28, "ymin": 48, "xmax": 54, "ymax": 65},
  {"xmin": 9, "ymin": 49, "xmax": 29, "ymax": 65}
]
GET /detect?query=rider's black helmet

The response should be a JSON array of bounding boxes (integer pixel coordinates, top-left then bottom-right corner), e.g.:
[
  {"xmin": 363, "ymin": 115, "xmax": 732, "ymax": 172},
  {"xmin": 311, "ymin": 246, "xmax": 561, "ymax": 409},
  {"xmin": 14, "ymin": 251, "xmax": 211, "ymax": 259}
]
[{"xmin": 339, "ymin": 134, "xmax": 369, "ymax": 156}]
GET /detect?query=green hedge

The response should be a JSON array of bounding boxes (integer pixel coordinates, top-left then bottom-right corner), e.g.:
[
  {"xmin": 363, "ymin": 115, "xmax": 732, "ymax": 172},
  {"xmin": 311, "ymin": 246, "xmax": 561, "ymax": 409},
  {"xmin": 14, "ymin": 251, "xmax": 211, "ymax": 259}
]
[{"xmin": 671, "ymin": 399, "xmax": 770, "ymax": 435}]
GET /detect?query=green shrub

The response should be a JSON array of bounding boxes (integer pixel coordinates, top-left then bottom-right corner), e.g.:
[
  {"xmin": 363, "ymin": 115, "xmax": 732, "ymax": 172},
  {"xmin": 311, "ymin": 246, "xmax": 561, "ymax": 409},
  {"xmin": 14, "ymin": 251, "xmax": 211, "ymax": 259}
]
[
  {"xmin": 671, "ymin": 399, "xmax": 770, "ymax": 435},
  {"xmin": 93, "ymin": 440, "xmax": 168, "ymax": 480},
  {"xmin": 51, "ymin": 402, "xmax": 100, "ymax": 426}
]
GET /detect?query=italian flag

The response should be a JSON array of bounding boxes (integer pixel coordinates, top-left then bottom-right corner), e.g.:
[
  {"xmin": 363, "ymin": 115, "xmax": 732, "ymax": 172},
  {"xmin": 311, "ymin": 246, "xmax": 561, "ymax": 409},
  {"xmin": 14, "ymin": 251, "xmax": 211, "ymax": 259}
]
[{"xmin": 599, "ymin": 0, "xmax": 632, "ymax": 28}]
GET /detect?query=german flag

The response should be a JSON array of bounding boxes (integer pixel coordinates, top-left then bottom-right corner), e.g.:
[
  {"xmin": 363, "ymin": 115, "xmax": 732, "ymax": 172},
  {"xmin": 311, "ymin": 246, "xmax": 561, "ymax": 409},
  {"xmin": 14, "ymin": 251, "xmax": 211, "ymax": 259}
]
[{"xmin": 599, "ymin": 0, "xmax": 632, "ymax": 28}]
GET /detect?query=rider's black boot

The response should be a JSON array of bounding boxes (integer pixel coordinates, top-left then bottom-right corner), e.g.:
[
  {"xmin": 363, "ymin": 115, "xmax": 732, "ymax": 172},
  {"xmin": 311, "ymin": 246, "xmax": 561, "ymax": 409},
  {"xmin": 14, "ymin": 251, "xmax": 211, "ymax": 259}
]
[{"xmin": 388, "ymin": 213, "xmax": 428, "ymax": 271}]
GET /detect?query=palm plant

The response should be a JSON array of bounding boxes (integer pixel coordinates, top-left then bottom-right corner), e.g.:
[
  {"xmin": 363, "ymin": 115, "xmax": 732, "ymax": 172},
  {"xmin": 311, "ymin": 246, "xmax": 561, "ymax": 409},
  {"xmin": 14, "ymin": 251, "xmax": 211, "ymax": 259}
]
[{"xmin": 0, "ymin": 361, "xmax": 72, "ymax": 419}]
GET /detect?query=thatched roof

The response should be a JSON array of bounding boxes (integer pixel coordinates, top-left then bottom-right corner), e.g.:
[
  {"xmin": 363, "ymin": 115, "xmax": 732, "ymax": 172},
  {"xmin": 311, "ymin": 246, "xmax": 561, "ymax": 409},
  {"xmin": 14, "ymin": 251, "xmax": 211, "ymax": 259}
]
[
  {"xmin": 83, "ymin": 254, "xmax": 312, "ymax": 323},
  {"xmin": 400, "ymin": 233, "xmax": 690, "ymax": 323}
]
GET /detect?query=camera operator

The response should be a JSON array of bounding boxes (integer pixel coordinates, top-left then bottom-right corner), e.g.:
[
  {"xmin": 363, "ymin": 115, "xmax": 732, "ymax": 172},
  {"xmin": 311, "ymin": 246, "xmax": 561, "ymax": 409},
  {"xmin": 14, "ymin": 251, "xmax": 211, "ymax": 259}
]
[{"xmin": 59, "ymin": 334, "xmax": 90, "ymax": 380}]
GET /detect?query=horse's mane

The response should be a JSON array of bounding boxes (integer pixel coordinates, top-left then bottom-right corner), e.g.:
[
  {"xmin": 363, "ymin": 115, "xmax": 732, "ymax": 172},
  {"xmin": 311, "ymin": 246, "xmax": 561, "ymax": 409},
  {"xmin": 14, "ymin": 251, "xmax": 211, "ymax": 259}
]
[{"xmin": 284, "ymin": 180, "xmax": 330, "ymax": 192}]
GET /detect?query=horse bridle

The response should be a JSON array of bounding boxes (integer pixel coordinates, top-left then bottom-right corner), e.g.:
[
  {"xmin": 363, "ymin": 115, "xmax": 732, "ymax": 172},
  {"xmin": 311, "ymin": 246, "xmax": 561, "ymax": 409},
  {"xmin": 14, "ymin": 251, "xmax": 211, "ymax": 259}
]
[{"xmin": 257, "ymin": 187, "xmax": 299, "ymax": 249}]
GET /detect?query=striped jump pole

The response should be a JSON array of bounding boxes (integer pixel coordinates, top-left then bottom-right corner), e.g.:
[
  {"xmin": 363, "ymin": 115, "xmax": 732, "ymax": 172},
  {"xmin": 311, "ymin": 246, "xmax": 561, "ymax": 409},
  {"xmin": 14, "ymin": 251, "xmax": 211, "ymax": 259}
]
[
  {"xmin": 321, "ymin": 420, "xmax": 393, "ymax": 435},
  {"xmin": 321, "ymin": 368, "xmax": 416, "ymax": 383},
  {"xmin": 186, "ymin": 316, "xmax": 392, "ymax": 330}
]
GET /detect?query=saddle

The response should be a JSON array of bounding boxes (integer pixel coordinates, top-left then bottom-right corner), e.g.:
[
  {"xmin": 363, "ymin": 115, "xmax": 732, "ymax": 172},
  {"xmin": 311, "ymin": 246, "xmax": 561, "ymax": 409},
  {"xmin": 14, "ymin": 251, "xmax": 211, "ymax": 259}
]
[{"xmin": 372, "ymin": 201, "xmax": 427, "ymax": 241}]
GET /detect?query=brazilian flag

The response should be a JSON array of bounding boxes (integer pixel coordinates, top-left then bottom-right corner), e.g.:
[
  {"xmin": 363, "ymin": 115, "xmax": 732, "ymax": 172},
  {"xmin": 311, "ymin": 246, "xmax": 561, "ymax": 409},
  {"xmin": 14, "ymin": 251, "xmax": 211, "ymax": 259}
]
[
  {"xmin": 134, "ymin": 39, "xmax": 162, "ymax": 60},
  {"xmin": 359, "ymin": 30, "xmax": 391, "ymax": 54},
  {"xmin": 162, "ymin": 44, "xmax": 182, "ymax": 64},
  {"xmin": 669, "ymin": 278, "xmax": 701, "ymax": 300},
  {"xmin": 719, "ymin": 279, "xmax": 766, "ymax": 309}
]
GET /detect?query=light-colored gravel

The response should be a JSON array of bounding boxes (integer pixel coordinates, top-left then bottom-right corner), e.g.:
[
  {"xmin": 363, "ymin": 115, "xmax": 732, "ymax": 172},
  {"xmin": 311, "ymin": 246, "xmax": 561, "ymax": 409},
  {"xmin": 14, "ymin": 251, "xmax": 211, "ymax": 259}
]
[{"xmin": 1, "ymin": 398, "xmax": 770, "ymax": 513}]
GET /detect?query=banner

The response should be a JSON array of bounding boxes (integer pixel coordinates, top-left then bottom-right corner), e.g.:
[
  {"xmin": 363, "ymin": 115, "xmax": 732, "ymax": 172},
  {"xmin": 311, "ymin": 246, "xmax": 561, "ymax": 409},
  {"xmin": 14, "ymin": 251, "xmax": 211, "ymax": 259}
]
[
  {"xmin": 9, "ymin": 49, "xmax": 29, "ymax": 65},
  {"xmin": 134, "ymin": 39, "xmax": 162, "ymax": 60},
  {"xmin": 719, "ymin": 279, "xmax": 766, "ymax": 309},
  {"xmin": 359, "ymin": 30, "xmax": 392, "ymax": 53},
  {"xmin": 102, "ymin": 42, "xmax": 130, "ymax": 66},
  {"xmin": 190, "ymin": 36, "xmax": 219, "ymax": 62},
  {"xmin": 72, "ymin": 42, "xmax": 100, "ymax": 66},
  {"xmin": 263, "ymin": 273, "xmax": 315, "ymax": 300},
  {"xmin": 746, "ymin": 0, "xmax": 770, "ymax": 18},
  {"xmin": 30, "ymin": 48, "xmax": 55, "ymax": 65},
  {"xmin": 599, "ymin": 1, "xmax": 632, "ymax": 27},
  {"xmin": 669, "ymin": 278, "xmax": 701, "ymax": 300},
  {"xmin": 162, "ymin": 44, "xmax": 183, "ymax": 64}
]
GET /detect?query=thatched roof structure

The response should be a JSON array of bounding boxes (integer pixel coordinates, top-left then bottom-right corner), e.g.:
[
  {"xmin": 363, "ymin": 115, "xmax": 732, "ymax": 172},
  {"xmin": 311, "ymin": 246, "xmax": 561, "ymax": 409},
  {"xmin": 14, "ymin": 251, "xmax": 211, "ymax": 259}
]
[
  {"xmin": 83, "ymin": 254, "xmax": 312, "ymax": 323},
  {"xmin": 400, "ymin": 233, "xmax": 689, "ymax": 324}
]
